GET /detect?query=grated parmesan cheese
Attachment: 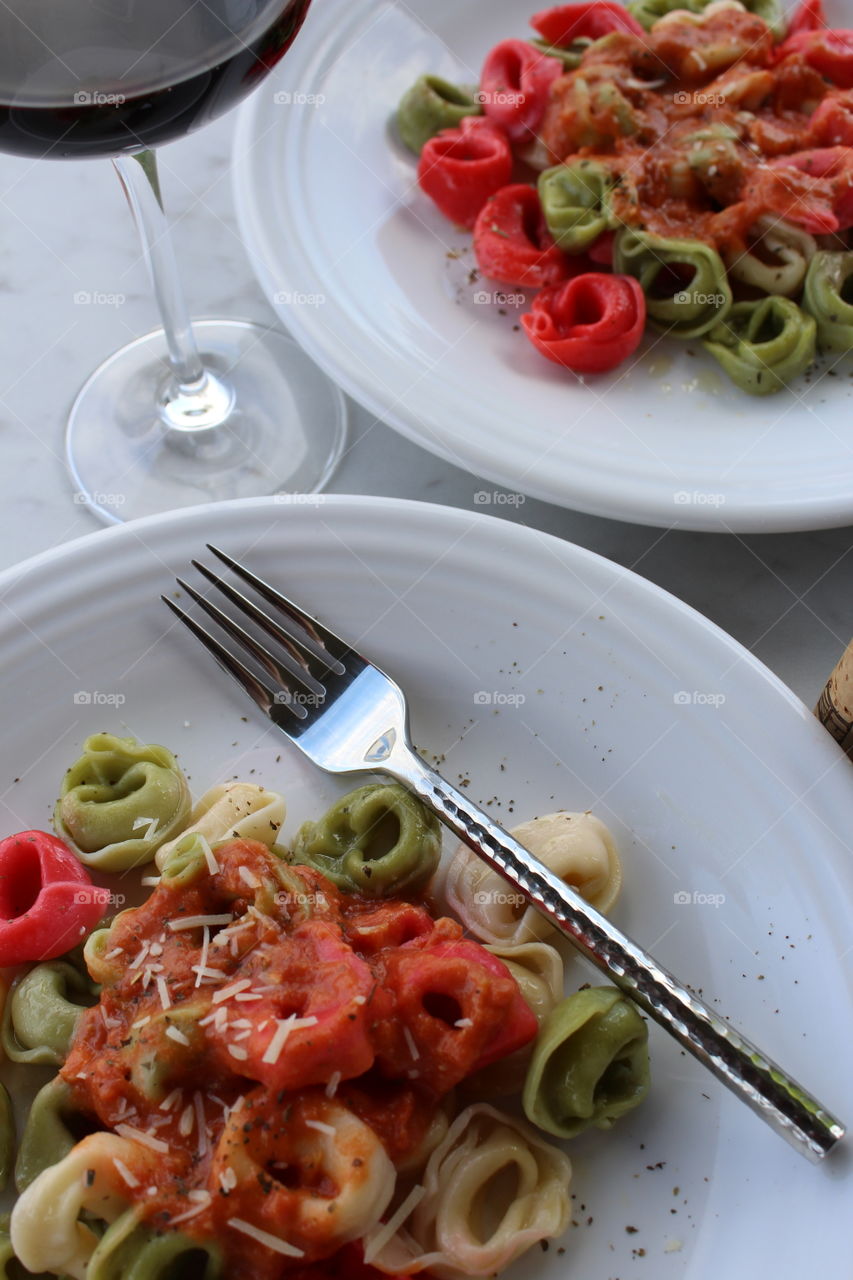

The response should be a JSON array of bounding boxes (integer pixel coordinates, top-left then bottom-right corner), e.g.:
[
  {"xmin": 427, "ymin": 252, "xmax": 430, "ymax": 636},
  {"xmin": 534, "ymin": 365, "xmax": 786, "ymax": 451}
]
[
  {"xmin": 115, "ymin": 1124, "xmax": 169, "ymax": 1153},
  {"xmin": 239, "ymin": 866, "xmax": 260, "ymax": 889},
  {"xmin": 168, "ymin": 914, "xmax": 233, "ymax": 931},
  {"xmin": 227, "ymin": 1219, "xmax": 304, "ymax": 1258},
  {"xmin": 179, "ymin": 1105, "xmax": 195, "ymax": 1136},
  {"xmin": 362, "ymin": 1184, "xmax": 427, "ymax": 1264},
  {"xmin": 213, "ymin": 979, "xmax": 254, "ymax": 1004},
  {"xmin": 166, "ymin": 1026, "xmax": 191, "ymax": 1047},
  {"xmin": 113, "ymin": 1158, "xmax": 140, "ymax": 1188},
  {"xmin": 403, "ymin": 1026, "xmax": 420, "ymax": 1061},
  {"xmin": 227, "ymin": 1045, "xmax": 249, "ymax": 1060},
  {"xmin": 159, "ymin": 1088, "xmax": 182, "ymax": 1112},
  {"xmin": 304, "ymin": 1119, "xmax": 336, "ymax": 1137},
  {"xmin": 156, "ymin": 976, "xmax": 171, "ymax": 1010},
  {"xmin": 325, "ymin": 1072, "xmax": 341, "ymax": 1098}
]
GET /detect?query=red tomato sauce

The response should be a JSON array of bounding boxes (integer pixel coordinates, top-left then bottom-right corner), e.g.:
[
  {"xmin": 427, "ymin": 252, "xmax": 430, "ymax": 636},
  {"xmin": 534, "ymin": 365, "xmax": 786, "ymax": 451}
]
[
  {"xmin": 61, "ymin": 839, "xmax": 536, "ymax": 1279},
  {"xmin": 539, "ymin": 7, "xmax": 853, "ymax": 257}
]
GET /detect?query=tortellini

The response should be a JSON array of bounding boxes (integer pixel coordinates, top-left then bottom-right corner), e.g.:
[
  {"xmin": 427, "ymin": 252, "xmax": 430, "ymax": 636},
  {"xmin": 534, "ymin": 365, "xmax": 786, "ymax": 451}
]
[
  {"xmin": 538, "ymin": 159, "xmax": 617, "ymax": 253},
  {"xmin": 365, "ymin": 1104, "xmax": 571, "ymax": 1278},
  {"xmin": 445, "ymin": 810, "xmax": 622, "ymax": 945},
  {"xmin": 55, "ymin": 734, "xmax": 190, "ymax": 872},
  {"xmin": 289, "ymin": 783, "xmax": 441, "ymax": 896},
  {"xmin": 631, "ymin": 0, "xmax": 782, "ymax": 37},
  {"xmin": 11, "ymin": 1132, "xmax": 159, "ymax": 1280},
  {"xmin": 1, "ymin": 960, "xmax": 98, "ymax": 1065},
  {"xmin": 14, "ymin": 1076, "xmax": 84, "ymax": 1192},
  {"xmin": 154, "ymin": 781, "xmax": 285, "ymax": 869},
  {"xmin": 523, "ymin": 986, "xmax": 650, "ymax": 1138},
  {"xmin": 397, "ymin": 75, "xmax": 482, "ymax": 154},
  {"xmin": 463, "ymin": 942, "xmax": 565, "ymax": 1096},
  {"xmin": 614, "ymin": 228, "xmax": 732, "ymax": 338},
  {"xmin": 86, "ymin": 1210, "xmax": 223, "ymax": 1280},
  {"xmin": 803, "ymin": 251, "xmax": 853, "ymax": 354},
  {"xmin": 210, "ymin": 1092, "xmax": 395, "ymax": 1257},
  {"xmin": 725, "ymin": 216, "xmax": 816, "ymax": 298},
  {"xmin": 703, "ymin": 296, "xmax": 816, "ymax": 394}
]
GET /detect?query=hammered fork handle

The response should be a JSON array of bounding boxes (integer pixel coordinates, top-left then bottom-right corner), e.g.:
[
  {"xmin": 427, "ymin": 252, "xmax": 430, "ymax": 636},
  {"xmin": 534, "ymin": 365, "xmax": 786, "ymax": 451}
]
[{"xmin": 389, "ymin": 749, "xmax": 844, "ymax": 1163}]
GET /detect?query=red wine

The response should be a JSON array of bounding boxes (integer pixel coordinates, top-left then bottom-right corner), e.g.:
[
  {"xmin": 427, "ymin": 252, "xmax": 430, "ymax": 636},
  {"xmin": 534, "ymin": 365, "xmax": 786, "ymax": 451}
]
[{"xmin": 0, "ymin": 0, "xmax": 310, "ymax": 160}]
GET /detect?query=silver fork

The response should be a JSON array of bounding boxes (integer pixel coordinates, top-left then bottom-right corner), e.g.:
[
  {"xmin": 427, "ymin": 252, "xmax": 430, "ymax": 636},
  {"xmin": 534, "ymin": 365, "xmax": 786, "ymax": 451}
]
[{"xmin": 163, "ymin": 544, "xmax": 844, "ymax": 1163}]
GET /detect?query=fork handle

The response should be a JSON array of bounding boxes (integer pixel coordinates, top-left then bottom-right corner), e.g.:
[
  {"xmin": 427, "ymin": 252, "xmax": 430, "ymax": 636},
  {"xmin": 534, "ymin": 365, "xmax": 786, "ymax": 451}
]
[{"xmin": 389, "ymin": 752, "xmax": 844, "ymax": 1163}]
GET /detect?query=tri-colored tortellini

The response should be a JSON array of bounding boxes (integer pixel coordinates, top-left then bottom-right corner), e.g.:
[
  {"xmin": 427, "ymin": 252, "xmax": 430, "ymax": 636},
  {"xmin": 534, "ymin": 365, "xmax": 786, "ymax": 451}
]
[
  {"xmin": 614, "ymin": 228, "xmax": 732, "ymax": 338},
  {"xmin": 703, "ymin": 296, "xmax": 817, "ymax": 395},
  {"xmin": 725, "ymin": 217, "xmax": 816, "ymax": 299},
  {"xmin": 803, "ymin": 251, "xmax": 853, "ymax": 354},
  {"xmin": 86, "ymin": 1213, "xmax": 223, "ymax": 1280},
  {"xmin": 289, "ymin": 782, "xmax": 442, "ymax": 896},
  {"xmin": 154, "ymin": 781, "xmax": 285, "ymax": 869},
  {"xmin": 10, "ymin": 1131, "xmax": 162, "ymax": 1277},
  {"xmin": 54, "ymin": 734, "xmax": 190, "ymax": 871},
  {"xmin": 523, "ymin": 986, "xmax": 650, "ymax": 1138},
  {"xmin": 1, "ymin": 956, "xmax": 98, "ymax": 1065},
  {"xmin": 364, "ymin": 1103, "xmax": 572, "ymax": 1278},
  {"xmin": 445, "ymin": 810, "xmax": 622, "ymax": 945},
  {"xmin": 630, "ymin": 0, "xmax": 782, "ymax": 39},
  {"xmin": 538, "ymin": 159, "xmax": 618, "ymax": 253},
  {"xmin": 396, "ymin": 75, "xmax": 482, "ymax": 154}
]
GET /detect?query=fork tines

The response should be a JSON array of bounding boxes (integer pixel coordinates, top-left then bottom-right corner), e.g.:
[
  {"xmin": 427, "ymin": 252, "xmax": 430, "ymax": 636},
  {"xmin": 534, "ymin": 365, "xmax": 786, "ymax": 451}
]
[{"xmin": 161, "ymin": 545, "xmax": 350, "ymax": 722}]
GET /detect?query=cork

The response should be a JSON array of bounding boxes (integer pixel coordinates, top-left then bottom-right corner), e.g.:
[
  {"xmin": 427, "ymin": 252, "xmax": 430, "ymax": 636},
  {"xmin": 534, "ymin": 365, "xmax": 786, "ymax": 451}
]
[{"xmin": 815, "ymin": 639, "xmax": 853, "ymax": 758}]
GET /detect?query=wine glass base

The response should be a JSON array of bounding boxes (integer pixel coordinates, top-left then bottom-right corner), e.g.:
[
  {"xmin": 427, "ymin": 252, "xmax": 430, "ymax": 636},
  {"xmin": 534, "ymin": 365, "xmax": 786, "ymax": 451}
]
[{"xmin": 66, "ymin": 320, "xmax": 348, "ymax": 525}]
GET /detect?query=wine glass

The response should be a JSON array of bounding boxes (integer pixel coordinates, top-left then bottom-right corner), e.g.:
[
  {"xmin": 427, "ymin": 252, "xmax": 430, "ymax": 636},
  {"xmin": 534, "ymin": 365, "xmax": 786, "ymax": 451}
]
[{"xmin": 0, "ymin": 0, "xmax": 347, "ymax": 524}]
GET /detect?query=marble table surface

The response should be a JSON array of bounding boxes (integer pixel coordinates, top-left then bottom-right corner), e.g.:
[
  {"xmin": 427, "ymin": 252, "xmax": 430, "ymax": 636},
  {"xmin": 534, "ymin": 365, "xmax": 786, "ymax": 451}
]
[{"xmin": 0, "ymin": 109, "xmax": 851, "ymax": 709}]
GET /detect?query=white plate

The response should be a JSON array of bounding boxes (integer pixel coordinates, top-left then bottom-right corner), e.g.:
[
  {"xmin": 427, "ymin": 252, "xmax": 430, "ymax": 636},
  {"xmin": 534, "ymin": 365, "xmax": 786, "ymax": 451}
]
[
  {"xmin": 233, "ymin": 0, "xmax": 853, "ymax": 533},
  {"xmin": 0, "ymin": 495, "xmax": 850, "ymax": 1277}
]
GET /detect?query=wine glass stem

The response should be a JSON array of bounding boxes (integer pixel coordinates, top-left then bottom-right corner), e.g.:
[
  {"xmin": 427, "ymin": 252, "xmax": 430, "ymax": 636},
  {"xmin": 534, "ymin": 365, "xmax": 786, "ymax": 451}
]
[{"xmin": 113, "ymin": 149, "xmax": 234, "ymax": 435}]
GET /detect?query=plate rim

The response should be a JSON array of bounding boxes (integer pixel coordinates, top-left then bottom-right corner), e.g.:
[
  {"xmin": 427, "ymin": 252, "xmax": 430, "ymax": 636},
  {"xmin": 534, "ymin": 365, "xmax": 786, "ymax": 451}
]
[{"xmin": 231, "ymin": 0, "xmax": 853, "ymax": 535}]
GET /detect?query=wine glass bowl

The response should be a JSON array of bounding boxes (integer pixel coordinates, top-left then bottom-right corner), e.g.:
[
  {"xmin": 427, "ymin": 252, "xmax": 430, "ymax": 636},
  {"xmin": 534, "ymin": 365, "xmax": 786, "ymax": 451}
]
[{"xmin": 0, "ymin": 0, "xmax": 347, "ymax": 521}]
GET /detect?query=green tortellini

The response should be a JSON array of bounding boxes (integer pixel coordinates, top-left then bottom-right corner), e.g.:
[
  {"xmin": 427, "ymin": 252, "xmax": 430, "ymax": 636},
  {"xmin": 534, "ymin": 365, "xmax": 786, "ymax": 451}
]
[
  {"xmin": 1, "ymin": 961, "xmax": 99, "ymax": 1066},
  {"xmin": 703, "ymin": 296, "xmax": 817, "ymax": 394},
  {"xmin": 528, "ymin": 36, "xmax": 594, "ymax": 69},
  {"xmin": 55, "ymin": 734, "xmax": 191, "ymax": 871},
  {"xmin": 87, "ymin": 1210, "xmax": 223, "ymax": 1280},
  {"xmin": 803, "ymin": 251, "xmax": 853, "ymax": 355},
  {"xmin": 289, "ymin": 783, "xmax": 441, "ymax": 896},
  {"xmin": 0, "ymin": 1086, "xmax": 13, "ymax": 1192},
  {"xmin": 0, "ymin": 1214, "xmax": 54, "ymax": 1280},
  {"xmin": 158, "ymin": 831, "xmax": 212, "ymax": 889},
  {"xmin": 538, "ymin": 160, "xmax": 617, "ymax": 253},
  {"xmin": 15, "ymin": 1077, "xmax": 83, "ymax": 1192},
  {"xmin": 396, "ymin": 75, "xmax": 482, "ymax": 154},
  {"xmin": 614, "ymin": 228, "xmax": 732, "ymax": 338},
  {"xmin": 629, "ymin": 0, "xmax": 782, "ymax": 36},
  {"xmin": 523, "ymin": 986, "xmax": 650, "ymax": 1138}
]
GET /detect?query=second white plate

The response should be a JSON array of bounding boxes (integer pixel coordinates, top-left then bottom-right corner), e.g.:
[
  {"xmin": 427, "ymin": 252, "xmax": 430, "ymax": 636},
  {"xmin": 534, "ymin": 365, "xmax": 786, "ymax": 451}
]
[{"xmin": 233, "ymin": 0, "xmax": 853, "ymax": 532}]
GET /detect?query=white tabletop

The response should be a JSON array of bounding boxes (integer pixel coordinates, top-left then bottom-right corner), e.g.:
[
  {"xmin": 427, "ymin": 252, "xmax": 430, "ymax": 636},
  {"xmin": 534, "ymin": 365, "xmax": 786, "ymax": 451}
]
[{"xmin": 0, "ymin": 111, "xmax": 850, "ymax": 707}]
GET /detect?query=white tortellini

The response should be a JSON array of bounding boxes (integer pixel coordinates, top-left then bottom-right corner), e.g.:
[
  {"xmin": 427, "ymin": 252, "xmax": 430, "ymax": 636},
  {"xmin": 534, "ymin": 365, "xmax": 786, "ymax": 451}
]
[
  {"xmin": 154, "ymin": 782, "xmax": 285, "ymax": 869},
  {"xmin": 445, "ymin": 811, "xmax": 622, "ymax": 945},
  {"xmin": 10, "ymin": 1133, "xmax": 158, "ymax": 1280},
  {"xmin": 365, "ymin": 1103, "xmax": 571, "ymax": 1278},
  {"xmin": 726, "ymin": 216, "xmax": 817, "ymax": 298}
]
